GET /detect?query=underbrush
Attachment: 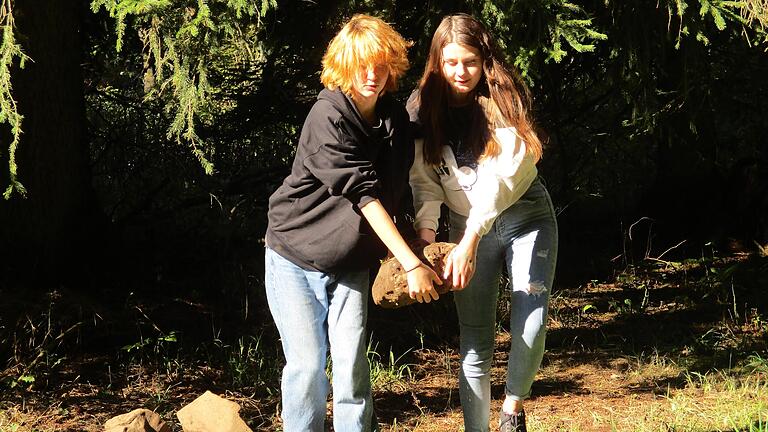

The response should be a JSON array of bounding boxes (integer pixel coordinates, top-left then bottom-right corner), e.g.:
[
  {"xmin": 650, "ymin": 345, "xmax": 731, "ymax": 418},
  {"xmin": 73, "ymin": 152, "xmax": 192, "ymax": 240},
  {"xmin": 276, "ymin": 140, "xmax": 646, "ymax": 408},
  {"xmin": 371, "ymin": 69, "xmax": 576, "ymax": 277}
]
[{"xmin": 1, "ymin": 245, "xmax": 766, "ymax": 431}]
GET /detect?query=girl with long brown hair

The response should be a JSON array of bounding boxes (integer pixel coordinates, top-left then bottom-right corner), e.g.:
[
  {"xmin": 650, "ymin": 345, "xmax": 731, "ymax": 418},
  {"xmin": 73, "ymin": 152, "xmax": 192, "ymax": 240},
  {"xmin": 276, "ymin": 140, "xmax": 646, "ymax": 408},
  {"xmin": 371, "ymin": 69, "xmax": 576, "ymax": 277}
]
[{"xmin": 408, "ymin": 14, "xmax": 558, "ymax": 432}]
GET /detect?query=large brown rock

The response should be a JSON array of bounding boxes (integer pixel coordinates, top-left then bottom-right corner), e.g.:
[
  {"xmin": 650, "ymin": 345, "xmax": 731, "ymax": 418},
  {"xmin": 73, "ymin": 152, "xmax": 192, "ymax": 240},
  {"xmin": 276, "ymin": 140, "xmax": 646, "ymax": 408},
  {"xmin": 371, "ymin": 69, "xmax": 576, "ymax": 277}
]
[
  {"xmin": 372, "ymin": 242, "xmax": 456, "ymax": 308},
  {"xmin": 176, "ymin": 391, "xmax": 252, "ymax": 432},
  {"xmin": 104, "ymin": 408, "xmax": 170, "ymax": 432}
]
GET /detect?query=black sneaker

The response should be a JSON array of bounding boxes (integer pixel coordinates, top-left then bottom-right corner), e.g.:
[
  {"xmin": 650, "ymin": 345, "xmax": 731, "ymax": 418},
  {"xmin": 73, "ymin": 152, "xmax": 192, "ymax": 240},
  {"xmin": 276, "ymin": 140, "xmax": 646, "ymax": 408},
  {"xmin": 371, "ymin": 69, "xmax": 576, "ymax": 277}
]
[{"xmin": 498, "ymin": 409, "xmax": 526, "ymax": 432}]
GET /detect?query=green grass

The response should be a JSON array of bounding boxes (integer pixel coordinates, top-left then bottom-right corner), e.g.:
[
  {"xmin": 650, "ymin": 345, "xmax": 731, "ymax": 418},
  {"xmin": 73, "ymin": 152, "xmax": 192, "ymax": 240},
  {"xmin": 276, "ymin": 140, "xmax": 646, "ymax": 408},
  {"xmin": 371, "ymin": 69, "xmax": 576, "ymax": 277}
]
[
  {"xmin": 525, "ymin": 357, "xmax": 768, "ymax": 432},
  {"xmin": 367, "ymin": 338, "xmax": 413, "ymax": 392}
]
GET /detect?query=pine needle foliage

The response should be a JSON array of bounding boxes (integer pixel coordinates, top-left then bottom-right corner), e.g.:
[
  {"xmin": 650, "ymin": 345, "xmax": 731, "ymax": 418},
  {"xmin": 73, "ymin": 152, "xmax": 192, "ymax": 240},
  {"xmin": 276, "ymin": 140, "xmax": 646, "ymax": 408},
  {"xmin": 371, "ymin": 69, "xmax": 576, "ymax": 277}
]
[
  {"xmin": 657, "ymin": 0, "xmax": 768, "ymax": 48},
  {"xmin": 90, "ymin": 0, "xmax": 277, "ymax": 174},
  {"xmin": 474, "ymin": 0, "xmax": 766, "ymax": 82},
  {"xmin": 740, "ymin": 0, "xmax": 768, "ymax": 46},
  {"xmin": 478, "ymin": 0, "xmax": 608, "ymax": 80},
  {"xmin": 0, "ymin": 0, "xmax": 29, "ymax": 199},
  {"xmin": 742, "ymin": 0, "xmax": 768, "ymax": 27}
]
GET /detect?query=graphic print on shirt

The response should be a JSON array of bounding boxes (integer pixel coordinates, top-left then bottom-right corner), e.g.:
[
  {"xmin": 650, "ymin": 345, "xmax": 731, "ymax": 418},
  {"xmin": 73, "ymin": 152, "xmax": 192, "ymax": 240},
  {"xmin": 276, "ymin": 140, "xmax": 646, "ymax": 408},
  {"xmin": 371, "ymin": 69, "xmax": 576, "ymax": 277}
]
[{"xmin": 434, "ymin": 153, "xmax": 479, "ymax": 192}]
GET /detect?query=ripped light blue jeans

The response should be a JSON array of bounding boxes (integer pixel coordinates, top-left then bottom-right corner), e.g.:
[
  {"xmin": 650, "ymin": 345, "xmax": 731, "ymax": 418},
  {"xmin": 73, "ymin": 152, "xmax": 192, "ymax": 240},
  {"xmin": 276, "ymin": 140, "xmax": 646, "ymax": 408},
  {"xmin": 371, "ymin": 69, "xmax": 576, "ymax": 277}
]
[{"xmin": 449, "ymin": 177, "xmax": 558, "ymax": 432}]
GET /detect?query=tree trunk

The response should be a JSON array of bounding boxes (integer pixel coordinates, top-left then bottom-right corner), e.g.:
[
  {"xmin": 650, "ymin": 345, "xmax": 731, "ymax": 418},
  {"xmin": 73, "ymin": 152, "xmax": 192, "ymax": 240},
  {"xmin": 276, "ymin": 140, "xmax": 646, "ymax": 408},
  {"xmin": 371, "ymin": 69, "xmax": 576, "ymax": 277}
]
[{"xmin": 0, "ymin": 1, "xmax": 95, "ymax": 286}]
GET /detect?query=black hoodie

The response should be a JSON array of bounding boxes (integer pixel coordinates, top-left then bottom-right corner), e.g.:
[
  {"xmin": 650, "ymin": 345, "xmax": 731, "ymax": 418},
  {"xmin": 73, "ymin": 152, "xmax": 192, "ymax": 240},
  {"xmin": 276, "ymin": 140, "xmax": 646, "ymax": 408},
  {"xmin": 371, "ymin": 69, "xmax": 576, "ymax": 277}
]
[{"xmin": 265, "ymin": 88, "xmax": 413, "ymax": 272}]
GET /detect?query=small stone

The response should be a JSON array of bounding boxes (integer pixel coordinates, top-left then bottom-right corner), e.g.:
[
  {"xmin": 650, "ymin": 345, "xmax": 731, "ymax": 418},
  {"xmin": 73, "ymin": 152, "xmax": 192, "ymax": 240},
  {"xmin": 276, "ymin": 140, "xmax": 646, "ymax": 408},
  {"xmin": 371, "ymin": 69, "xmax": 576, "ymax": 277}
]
[
  {"xmin": 176, "ymin": 391, "xmax": 252, "ymax": 432},
  {"xmin": 104, "ymin": 408, "xmax": 170, "ymax": 432}
]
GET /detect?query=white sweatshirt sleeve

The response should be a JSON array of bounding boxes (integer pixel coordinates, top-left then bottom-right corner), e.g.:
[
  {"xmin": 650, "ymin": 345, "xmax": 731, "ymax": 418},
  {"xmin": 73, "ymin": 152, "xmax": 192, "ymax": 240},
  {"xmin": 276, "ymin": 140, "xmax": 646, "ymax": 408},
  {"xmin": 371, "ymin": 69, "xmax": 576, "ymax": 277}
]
[
  {"xmin": 464, "ymin": 128, "xmax": 538, "ymax": 237},
  {"xmin": 409, "ymin": 138, "xmax": 445, "ymax": 232}
]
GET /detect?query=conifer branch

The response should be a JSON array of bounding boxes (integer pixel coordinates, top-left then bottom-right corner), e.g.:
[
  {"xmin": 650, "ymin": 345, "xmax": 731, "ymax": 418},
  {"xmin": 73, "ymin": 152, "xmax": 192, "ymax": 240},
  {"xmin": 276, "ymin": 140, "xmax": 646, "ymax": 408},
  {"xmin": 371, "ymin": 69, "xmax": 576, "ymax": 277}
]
[
  {"xmin": 0, "ymin": 0, "xmax": 30, "ymax": 199},
  {"xmin": 91, "ymin": 0, "xmax": 277, "ymax": 175}
]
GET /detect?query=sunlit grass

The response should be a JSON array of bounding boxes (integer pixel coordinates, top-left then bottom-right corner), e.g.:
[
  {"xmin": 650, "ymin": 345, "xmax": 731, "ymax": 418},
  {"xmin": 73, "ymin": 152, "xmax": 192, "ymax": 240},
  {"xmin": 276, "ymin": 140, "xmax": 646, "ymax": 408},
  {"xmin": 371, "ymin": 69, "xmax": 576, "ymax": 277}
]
[
  {"xmin": 368, "ymin": 339, "xmax": 413, "ymax": 392},
  {"xmin": 625, "ymin": 349, "xmax": 683, "ymax": 385},
  {"xmin": 525, "ymin": 361, "xmax": 768, "ymax": 432},
  {"xmin": 664, "ymin": 370, "xmax": 768, "ymax": 432}
]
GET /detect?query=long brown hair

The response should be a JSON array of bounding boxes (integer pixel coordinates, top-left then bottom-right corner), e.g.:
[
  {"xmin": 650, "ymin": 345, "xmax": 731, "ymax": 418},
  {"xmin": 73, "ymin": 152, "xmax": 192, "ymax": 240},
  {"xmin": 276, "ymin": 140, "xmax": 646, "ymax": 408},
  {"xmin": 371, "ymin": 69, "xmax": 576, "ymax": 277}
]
[{"xmin": 412, "ymin": 14, "xmax": 542, "ymax": 165}]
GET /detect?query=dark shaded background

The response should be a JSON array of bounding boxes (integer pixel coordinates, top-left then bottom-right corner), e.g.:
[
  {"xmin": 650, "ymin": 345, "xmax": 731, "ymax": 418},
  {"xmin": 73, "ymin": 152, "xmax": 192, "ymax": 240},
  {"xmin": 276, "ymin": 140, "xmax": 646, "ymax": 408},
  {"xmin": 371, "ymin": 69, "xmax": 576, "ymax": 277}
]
[{"xmin": 1, "ymin": 1, "xmax": 766, "ymax": 367}]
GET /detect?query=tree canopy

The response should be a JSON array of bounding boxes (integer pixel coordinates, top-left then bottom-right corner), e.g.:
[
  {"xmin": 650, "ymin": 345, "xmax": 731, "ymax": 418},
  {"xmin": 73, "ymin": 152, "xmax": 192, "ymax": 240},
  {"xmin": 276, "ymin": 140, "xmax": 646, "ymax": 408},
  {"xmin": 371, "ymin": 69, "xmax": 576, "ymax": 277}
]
[
  {"xmin": 1, "ymin": 0, "xmax": 767, "ymax": 282},
  {"xmin": 1, "ymin": 1, "xmax": 766, "ymax": 190}
]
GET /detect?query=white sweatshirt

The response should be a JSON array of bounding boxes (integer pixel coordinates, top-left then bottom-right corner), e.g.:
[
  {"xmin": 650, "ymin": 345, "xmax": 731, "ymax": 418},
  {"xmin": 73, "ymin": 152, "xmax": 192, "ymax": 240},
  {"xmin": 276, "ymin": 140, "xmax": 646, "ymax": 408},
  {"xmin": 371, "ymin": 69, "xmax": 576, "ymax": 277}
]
[{"xmin": 410, "ymin": 127, "xmax": 538, "ymax": 237}]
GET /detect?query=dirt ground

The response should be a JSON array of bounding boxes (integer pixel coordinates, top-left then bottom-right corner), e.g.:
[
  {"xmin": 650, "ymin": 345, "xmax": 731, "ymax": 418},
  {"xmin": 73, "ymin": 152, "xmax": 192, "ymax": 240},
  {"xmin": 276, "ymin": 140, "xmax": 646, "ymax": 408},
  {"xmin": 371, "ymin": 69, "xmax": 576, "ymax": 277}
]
[{"xmin": 1, "ymin": 253, "xmax": 766, "ymax": 431}]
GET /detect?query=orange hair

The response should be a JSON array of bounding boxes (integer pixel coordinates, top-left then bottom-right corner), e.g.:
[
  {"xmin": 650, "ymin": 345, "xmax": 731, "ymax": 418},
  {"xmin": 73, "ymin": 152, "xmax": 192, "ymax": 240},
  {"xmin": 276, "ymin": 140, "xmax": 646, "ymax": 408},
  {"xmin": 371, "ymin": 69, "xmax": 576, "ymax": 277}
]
[{"xmin": 321, "ymin": 14, "xmax": 411, "ymax": 95}]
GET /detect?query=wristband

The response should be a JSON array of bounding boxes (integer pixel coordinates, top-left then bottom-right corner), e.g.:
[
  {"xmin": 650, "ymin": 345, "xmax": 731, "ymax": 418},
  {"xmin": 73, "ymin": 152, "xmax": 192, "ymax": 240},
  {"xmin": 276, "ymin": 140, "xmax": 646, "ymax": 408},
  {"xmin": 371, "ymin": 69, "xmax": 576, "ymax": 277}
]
[{"xmin": 404, "ymin": 262, "xmax": 423, "ymax": 273}]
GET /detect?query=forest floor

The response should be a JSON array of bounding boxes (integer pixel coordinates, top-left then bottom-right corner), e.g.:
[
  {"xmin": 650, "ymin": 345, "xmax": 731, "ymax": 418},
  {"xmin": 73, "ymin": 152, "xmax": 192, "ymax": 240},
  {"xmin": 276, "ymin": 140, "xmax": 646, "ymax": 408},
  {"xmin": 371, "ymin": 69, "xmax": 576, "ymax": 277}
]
[{"xmin": 1, "ymin": 249, "xmax": 767, "ymax": 431}]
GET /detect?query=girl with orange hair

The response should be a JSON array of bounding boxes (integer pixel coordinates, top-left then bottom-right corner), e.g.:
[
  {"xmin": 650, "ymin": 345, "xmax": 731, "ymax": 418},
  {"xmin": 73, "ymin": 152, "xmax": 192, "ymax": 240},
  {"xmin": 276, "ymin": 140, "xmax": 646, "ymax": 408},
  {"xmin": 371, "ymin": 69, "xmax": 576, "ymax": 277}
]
[{"xmin": 264, "ymin": 14, "xmax": 440, "ymax": 432}]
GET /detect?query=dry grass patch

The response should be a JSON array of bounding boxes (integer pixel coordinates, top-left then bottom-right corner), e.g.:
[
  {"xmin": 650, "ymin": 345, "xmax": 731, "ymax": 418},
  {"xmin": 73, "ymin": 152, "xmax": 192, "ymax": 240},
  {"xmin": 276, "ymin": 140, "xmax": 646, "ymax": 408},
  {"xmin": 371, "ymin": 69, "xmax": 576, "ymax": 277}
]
[{"xmin": 523, "ymin": 367, "xmax": 768, "ymax": 432}]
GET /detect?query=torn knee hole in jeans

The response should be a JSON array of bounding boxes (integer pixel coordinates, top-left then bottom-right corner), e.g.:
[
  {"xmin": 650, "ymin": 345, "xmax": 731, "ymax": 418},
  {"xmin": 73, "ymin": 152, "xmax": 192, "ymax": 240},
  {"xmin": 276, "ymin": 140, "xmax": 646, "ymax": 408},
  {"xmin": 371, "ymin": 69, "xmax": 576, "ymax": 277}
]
[{"xmin": 526, "ymin": 281, "xmax": 547, "ymax": 296}]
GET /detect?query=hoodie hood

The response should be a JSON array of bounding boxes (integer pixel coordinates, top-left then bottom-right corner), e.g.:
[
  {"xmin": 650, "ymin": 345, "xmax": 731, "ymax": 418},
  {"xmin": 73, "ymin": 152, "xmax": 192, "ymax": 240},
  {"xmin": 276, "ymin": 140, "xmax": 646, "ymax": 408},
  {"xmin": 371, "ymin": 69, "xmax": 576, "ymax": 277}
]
[
  {"xmin": 318, "ymin": 88, "xmax": 368, "ymax": 133},
  {"xmin": 318, "ymin": 88, "xmax": 395, "ymax": 138}
]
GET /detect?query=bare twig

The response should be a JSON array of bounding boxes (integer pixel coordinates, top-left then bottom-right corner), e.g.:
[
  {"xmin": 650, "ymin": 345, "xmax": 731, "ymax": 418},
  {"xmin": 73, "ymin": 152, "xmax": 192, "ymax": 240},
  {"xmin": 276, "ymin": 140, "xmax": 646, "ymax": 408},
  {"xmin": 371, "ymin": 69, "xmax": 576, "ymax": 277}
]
[
  {"xmin": 655, "ymin": 239, "xmax": 687, "ymax": 261},
  {"xmin": 628, "ymin": 217, "xmax": 654, "ymax": 242}
]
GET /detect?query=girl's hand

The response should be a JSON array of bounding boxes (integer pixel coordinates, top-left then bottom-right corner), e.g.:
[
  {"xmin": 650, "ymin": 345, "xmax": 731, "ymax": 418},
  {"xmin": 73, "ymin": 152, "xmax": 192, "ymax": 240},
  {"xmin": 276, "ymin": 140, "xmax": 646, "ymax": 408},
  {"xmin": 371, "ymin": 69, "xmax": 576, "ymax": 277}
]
[
  {"xmin": 406, "ymin": 263, "xmax": 442, "ymax": 303},
  {"xmin": 444, "ymin": 233, "xmax": 480, "ymax": 290}
]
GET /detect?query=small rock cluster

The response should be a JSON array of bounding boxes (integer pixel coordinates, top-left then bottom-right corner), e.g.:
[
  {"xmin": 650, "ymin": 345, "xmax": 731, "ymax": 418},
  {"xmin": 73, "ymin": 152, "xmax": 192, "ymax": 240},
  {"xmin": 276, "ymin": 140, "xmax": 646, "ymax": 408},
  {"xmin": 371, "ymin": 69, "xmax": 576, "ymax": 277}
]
[{"xmin": 104, "ymin": 391, "xmax": 252, "ymax": 432}]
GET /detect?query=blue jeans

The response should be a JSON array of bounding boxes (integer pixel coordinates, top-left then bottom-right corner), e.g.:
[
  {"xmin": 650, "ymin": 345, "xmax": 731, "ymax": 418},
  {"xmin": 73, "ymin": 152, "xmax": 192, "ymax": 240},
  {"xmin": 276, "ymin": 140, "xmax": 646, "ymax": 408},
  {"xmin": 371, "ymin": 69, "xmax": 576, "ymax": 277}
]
[
  {"xmin": 264, "ymin": 248, "xmax": 376, "ymax": 432},
  {"xmin": 450, "ymin": 178, "xmax": 558, "ymax": 432}
]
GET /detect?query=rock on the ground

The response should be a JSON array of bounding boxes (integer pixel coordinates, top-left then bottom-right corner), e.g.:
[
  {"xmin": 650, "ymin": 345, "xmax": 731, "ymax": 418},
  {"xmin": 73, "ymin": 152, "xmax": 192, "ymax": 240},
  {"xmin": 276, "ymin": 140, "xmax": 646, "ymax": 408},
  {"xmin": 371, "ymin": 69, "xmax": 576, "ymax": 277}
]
[
  {"xmin": 104, "ymin": 408, "xmax": 170, "ymax": 432},
  {"xmin": 176, "ymin": 391, "xmax": 252, "ymax": 432},
  {"xmin": 372, "ymin": 241, "xmax": 456, "ymax": 308}
]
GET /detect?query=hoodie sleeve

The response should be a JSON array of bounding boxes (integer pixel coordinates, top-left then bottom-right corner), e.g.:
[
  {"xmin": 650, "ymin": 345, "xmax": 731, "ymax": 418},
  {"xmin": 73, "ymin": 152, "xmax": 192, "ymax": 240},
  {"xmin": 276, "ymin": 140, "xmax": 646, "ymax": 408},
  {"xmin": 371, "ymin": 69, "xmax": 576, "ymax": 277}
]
[
  {"xmin": 410, "ymin": 138, "xmax": 445, "ymax": 232},
  {"xmin": 464, "ymin": 128, "xmax": 538, "ymax": 237},
  {"xmin": 301, "ymin": 111, "xmax": 379, "ymax": 207}
]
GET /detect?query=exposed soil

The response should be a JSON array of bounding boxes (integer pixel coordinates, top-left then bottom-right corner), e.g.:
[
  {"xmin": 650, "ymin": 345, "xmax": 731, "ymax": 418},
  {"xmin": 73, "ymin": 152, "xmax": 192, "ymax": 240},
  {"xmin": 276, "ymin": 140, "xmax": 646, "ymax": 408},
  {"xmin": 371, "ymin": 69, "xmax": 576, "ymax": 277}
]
[{"xmin": 1, "ymin": 252, "xmax": 766, "ymax": 431}]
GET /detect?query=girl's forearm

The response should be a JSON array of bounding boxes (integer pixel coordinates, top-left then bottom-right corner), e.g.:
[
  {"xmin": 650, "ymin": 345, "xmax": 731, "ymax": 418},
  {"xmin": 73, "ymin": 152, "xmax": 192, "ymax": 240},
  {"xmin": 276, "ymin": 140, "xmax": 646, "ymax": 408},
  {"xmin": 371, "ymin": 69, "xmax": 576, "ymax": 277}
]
[
  {"xmin": 459, "ymin": 230, "xmax": 480, "ymax": 250},
  {"xmin": 417, "ymin": 228, "xmax": 436, "ymax": 243},
  {"xmin": 360, "ymin": 199, "xmax": 423, "ymax": 270}
]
